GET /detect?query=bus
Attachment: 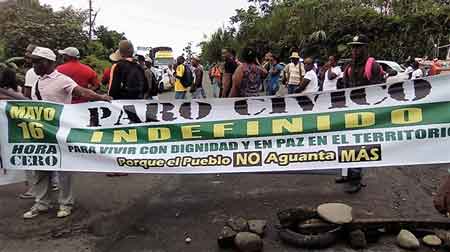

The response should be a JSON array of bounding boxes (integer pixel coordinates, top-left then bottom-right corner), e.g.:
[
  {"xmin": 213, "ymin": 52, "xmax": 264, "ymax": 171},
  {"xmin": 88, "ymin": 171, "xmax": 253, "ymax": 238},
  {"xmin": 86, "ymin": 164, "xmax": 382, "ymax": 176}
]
[{"xmin": 151, "ymin": 47, "xmax": 174, "ymax": 67}]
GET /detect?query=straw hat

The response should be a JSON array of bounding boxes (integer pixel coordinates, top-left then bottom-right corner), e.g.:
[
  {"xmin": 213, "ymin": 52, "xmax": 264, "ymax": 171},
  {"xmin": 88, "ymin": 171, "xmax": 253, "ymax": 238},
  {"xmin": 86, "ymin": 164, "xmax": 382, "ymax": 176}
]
[
  {"xmin": 109, "ymin": 50, "xmax": 122, "ymax": 62},
  {"xmin": 290, "ymin": 52, "xmax": 300, "ymax": 59}
]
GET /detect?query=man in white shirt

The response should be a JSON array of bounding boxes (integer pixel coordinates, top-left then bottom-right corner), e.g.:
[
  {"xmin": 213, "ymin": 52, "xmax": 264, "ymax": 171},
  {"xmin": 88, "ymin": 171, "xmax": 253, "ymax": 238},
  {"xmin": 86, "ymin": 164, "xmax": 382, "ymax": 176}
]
[
  {"xmin": 410, "ymin": 61, "xmax": 423, "ymax": 80},
  {"xmin": 284, "ymin": 52, "xmax": 305, "ymax": 94},
  {"xmin": 295, "ymin": 58, "xmax": 318, "ymax": 94},
  {"xmin": 23, "ymin": 47, "xmax": 111, "ymax": 219},
  {"xmin": 23, "ymin": 44, "xmax": 38, "ymax": 98},
  {"xmin": 322, "ymin": 56, "xmax": 342, "ymax": 91}
]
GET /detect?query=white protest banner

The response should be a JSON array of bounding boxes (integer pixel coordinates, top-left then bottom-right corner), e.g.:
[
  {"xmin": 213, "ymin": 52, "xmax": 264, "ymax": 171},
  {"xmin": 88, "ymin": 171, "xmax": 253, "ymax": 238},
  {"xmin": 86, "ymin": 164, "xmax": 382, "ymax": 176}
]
[{"xmin": 0, "ymin": 75, "xmax": 449, "ymax": 174}]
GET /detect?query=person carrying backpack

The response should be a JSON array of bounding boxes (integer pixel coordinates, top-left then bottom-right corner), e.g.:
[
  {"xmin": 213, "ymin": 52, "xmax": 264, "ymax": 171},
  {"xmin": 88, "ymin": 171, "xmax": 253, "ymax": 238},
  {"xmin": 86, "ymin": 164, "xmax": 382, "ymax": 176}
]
[
  {"xmin": 108, "ymin": 40, "xmax": 148, "ymax": 177},
  {"xmin": 108, "ymin": 40, "xmax": 149, "ymax": 100},
  {"xmin": 174, "ymin": 56, "xmax": 193, "ymax": 100},
  {"xmin": 337, "ymin": 34, "xmax": 385, "ymax": 194}
]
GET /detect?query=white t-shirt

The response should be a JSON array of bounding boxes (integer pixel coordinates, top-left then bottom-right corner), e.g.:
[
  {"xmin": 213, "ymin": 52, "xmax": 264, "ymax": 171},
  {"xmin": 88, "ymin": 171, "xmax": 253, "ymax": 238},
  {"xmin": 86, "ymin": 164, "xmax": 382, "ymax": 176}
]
[
  {"xmin": 302, "ymin": 70, "xmax": 319, "ymax": 94},
  {"xmin": 24, "ymin": 68, "xmax": 39, "ymax": 88},
  {"xmin": 411, "ymin": 69, "xmax": 423, "ymax": 80},
  {"xmin": 322, "ymin": 66, "xmax": 343, "ymax": 91},
  {"xmin": 31, "ymin": 70, "xmax": 78, "ymax": 104},
  {"xmin": 405, "ymin": 66, "xmax": 414, "ymax": 74}
]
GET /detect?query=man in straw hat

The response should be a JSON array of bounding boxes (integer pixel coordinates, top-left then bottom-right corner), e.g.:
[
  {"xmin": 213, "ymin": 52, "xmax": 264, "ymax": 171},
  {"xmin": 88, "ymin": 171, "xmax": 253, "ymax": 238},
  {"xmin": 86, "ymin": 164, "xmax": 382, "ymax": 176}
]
[
  {"xmin": 108, "ymin": 40, "xmax": 148, "ymax": 100},
  {"xmin": 283, "ymin": 51, "xmax": 305, "ymax": 94}
]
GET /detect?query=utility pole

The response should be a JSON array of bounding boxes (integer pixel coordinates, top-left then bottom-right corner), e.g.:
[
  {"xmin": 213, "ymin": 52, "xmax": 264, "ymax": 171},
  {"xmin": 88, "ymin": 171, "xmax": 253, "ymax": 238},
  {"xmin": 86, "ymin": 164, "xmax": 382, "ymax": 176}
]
[
  {"xmin": 88, "ymin": 0, "xmax": 93, "ymax": 41},
  {"xmin": 88, "ymin": 0, "xmax": 99, "ymax": 41}
]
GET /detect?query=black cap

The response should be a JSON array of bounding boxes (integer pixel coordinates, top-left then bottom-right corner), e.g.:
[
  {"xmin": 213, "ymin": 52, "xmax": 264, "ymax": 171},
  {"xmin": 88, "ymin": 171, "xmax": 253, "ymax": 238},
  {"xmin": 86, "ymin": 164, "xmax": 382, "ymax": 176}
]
[{"xmin": 348, "ymin": 34, "xmax": 369, "ymax": 46}]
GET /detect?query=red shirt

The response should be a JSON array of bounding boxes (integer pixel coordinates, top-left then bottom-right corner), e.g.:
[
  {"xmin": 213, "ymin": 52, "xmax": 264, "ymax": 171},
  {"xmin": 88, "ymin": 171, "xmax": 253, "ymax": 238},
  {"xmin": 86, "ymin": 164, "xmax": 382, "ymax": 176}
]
[
  {"xmin": 102, "ymin": 67, "xmax": 111, "ymax": 85},
  {"xmin": 57, "ymin": 60, "xmax": 99, "ymax": 103}
]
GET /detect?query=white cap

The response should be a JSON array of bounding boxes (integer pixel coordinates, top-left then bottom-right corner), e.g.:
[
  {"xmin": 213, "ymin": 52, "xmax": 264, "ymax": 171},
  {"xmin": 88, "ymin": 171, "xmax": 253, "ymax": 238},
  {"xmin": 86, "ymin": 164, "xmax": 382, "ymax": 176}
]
[
  {"xmin": 58, "ymin": 47, "xmax": 80, "ymax": 58},
  {"xmin": 31, "ymin": 47, "xmax": 57, "ymax": 61}
]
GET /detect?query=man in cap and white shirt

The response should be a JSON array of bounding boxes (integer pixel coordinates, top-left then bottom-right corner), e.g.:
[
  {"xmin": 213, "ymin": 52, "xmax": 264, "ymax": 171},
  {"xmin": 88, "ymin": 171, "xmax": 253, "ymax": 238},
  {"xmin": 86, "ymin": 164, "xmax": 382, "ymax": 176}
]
[
  {"xmin": 57, "ymin": 47, "xmax": 100, "ymax": 104},
  {"xmin": 23, "ymin": 47, "xmax": 111, "ymax": 219},
  {"xmin": 284, "ymin": 52, "xmax": 305, "ymax": 94}
]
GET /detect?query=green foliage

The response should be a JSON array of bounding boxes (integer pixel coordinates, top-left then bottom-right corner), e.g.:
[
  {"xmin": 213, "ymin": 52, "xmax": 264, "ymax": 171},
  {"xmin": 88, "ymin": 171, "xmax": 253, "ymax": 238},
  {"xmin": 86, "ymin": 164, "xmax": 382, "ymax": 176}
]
[
  {"xmin": 201, "ymin": 0, "xmax": 450, "ymax": 63},
  {"xmin": 80, "ymin": 54, "xmax": 110, "ymax": 76},
  {"xmin": 85, "ymin": 41, "xmax": 109, "ymax": 60},
  {"xmin": 0, "ymin": 40, "xmax": 7, "ymax": 62},
  {"xmin": 0, "ymin": 5, "xmax": 88, "ymax": 58},
  {"xmin": 95, "ymin": 25, "xmax": 125, "ymax": 51},
  {"xmin": 0, "ymin": 5, "xmax": 125, "ymax": 61}
]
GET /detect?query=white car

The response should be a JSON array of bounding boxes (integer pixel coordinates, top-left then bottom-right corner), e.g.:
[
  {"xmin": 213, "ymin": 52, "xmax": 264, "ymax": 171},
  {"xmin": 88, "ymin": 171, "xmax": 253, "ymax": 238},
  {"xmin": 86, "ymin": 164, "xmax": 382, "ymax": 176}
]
[{"xmin": 377, "ymin": 60, "xmax": 410, "ymax": 82}]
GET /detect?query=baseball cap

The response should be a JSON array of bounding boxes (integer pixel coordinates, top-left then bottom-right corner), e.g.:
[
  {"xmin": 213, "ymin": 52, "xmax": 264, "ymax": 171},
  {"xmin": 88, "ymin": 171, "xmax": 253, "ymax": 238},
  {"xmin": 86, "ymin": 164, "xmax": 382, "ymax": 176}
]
[
  {"xmin": 144, "ymin": 56, "xmax": 152, "ymax": 63},
  {"xmin": 192, "ymin": 55, "xmax": 201, "ymax": 61},
  {"xmin": 31, "ymin": 47, "xmax": 57, "ymax": 61},
  {"xmin": 58, "ymin": 47, "xmax": 80, "ymax": 58},
  {"xmin": 348, "ymin": 34, "xmax": 369, "ymax": 46}
]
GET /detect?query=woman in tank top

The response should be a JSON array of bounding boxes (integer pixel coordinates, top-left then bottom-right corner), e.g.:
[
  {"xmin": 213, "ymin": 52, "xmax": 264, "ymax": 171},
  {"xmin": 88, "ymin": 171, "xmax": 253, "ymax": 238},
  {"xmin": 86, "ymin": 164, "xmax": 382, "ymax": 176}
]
[{"xmin": 229, "ymin": 47, "xmax": 267, "ymax": 97}]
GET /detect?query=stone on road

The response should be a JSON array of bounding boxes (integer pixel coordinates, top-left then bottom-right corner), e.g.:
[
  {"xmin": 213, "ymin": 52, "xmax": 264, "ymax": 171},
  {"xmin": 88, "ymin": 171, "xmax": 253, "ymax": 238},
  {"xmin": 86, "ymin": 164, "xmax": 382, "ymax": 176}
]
[
  {"xmin": 423, "ymin": 235, "xmax": 442, "ymax": 247},
  {"xmin": 248, "ymin": 220, "xmax": 267, "ymax": 236},
  {"xmin": 397, "ymin": 229, "xmax": 420, "ymax": 250},
  {"xmin": 317, "ymin": 203, "xmax": 353, "ymax": 224},
  {"xmin": 349, "ymin": 229, "xmax": 367, "ymax": 249},
  {"xmin": 234, "ymin": 232, "xmax": 263, "ymax": 252},
  {"xmin": 217, "ymin": 226, "xmax": 237, "ymax": 248},
  {"xmin": 227, "ymin": 217, "xmax": 249, "ymax": 232}
]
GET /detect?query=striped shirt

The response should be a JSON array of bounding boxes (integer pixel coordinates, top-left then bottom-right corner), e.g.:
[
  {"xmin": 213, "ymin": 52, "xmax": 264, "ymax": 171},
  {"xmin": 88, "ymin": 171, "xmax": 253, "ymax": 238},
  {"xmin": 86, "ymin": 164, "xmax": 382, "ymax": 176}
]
[{"xmin": 285, "ymin": 62, "xmax": 305, "ymax": 85}]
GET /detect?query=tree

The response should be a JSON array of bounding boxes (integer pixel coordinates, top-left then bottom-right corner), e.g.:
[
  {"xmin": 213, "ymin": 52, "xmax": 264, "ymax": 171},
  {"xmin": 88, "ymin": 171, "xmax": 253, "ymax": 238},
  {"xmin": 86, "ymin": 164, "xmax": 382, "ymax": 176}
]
[
  {"xmin": 200, "ymin": 0, "xmax": 450, "ymax": 63},
  {"xmin": 0, "ymin": 5, "xmax": 88, "ymax": 58},
  {"xmin": 183, "ymin": 41, "xmax": 194, "ymax": 63},
  {"xmin": 95, "ymin": 25, "xmax": 125, "ymax": 52}
]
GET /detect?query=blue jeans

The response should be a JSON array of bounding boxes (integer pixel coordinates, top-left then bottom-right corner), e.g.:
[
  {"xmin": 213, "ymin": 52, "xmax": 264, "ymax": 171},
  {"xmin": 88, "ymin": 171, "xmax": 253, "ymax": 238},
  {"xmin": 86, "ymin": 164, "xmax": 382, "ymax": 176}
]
[
  {"xmin": 288, "ymin": 84, "xmax": 298, "ymax": 94},
  {"xmin": 266, "ymin": 80, "xmax": 280, "ymax": 96},
  {"xmin": 175, "ymin": 91, "xmax": 186, "ymax": 100},
  {"xmin": 212, "ymin": 79, "xmax": 221, "ymax": 98},
  {"xmin": 192, "ymin": 88, "xmax": 206, "ymax": 99}
]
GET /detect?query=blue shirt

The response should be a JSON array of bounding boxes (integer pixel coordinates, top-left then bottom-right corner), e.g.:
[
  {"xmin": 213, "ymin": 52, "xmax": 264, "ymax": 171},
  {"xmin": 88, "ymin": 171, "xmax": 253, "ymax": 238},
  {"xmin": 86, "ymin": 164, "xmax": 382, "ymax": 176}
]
[{"xmin": 269, "ymin": 64, "xmax": 284, "ymax": 87}]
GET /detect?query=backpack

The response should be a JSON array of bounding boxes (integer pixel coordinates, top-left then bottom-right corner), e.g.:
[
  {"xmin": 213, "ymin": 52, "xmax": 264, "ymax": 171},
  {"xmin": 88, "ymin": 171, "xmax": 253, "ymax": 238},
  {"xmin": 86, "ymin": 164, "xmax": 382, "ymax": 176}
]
[
  {"xmin": 212, "ymin": 66, "xmax": 221, "ymax": 78},
  {"xmin": 180, "ymin": 64, "xmax": 194, "ymax": 88},
  {"xmin": 345, "ymin": 57, "xmax": 384, "ymax": 81},
  {"xmin": 121, "ymin": 62, "xmax": 148, "ymax": 99}
]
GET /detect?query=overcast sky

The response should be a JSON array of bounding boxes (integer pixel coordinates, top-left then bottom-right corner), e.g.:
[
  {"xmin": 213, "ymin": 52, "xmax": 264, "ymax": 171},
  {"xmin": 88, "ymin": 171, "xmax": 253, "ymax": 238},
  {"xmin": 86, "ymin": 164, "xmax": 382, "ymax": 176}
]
[{"xmin": 39, "ymin": 0, "xmax": 249, "ymax": 56}]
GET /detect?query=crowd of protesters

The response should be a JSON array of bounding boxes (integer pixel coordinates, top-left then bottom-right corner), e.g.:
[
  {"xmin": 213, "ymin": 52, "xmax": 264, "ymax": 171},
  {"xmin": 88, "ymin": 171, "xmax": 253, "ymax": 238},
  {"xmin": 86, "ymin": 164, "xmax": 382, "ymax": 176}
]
[{"xmin": 1, "ymin": 34, "xmax": 450, "ymax": 219}]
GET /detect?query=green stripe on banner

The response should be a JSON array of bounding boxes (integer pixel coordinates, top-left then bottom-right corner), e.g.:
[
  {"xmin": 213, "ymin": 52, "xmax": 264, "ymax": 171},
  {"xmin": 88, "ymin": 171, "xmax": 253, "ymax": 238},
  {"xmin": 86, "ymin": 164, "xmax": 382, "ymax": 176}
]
[{"xmin": 66, "ymin": 101, "xmax": 450, "ymax": 145}]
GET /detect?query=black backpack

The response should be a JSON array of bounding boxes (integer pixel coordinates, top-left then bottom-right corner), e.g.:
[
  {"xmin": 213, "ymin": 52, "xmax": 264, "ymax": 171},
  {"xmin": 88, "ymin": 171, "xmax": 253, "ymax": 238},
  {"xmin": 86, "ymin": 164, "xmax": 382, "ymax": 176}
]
[
  {"xmin": 180, "ymin": 64, "xmax": 194, "ymax": 88},
  {"xmin": 120, "ymin": 61, "xmax": 148, "ymax": 99}
]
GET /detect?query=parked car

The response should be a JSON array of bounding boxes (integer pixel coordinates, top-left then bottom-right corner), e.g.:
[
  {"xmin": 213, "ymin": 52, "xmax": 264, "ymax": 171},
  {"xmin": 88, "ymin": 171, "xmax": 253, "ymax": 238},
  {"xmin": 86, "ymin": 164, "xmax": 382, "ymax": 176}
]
[
  {"xmin": 377, "ymin": 60, "xmax": 409, "ymax": 82},
  {"xmin": 337, "ymin": 59, "xmax": 409, "ymax": 82}
]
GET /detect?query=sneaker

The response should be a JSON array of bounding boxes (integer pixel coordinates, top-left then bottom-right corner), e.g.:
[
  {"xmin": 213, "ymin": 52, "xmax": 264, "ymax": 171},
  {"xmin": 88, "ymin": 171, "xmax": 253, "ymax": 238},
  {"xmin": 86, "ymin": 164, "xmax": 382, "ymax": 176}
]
[
  {"xmin": 19, "ymin": 191, "xmax": 35, "ymax": 199},
  {"xmin": 335, "ymin": 176, "xmax": 349, "ymax": 184},
  {"xmin": 23, "ymin": 204, "xmax": 49, "ymax": 219},
  {"xmin": 344, "ymin": 180, "xmax": 366, "ymax": 194},
  {"xmin": 52, "ymin": 184, "xmax": 59, "ymax": 191},
  {"xmin": 57, "ymin": 206, "xmax": 72, "ymax": 218}
]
